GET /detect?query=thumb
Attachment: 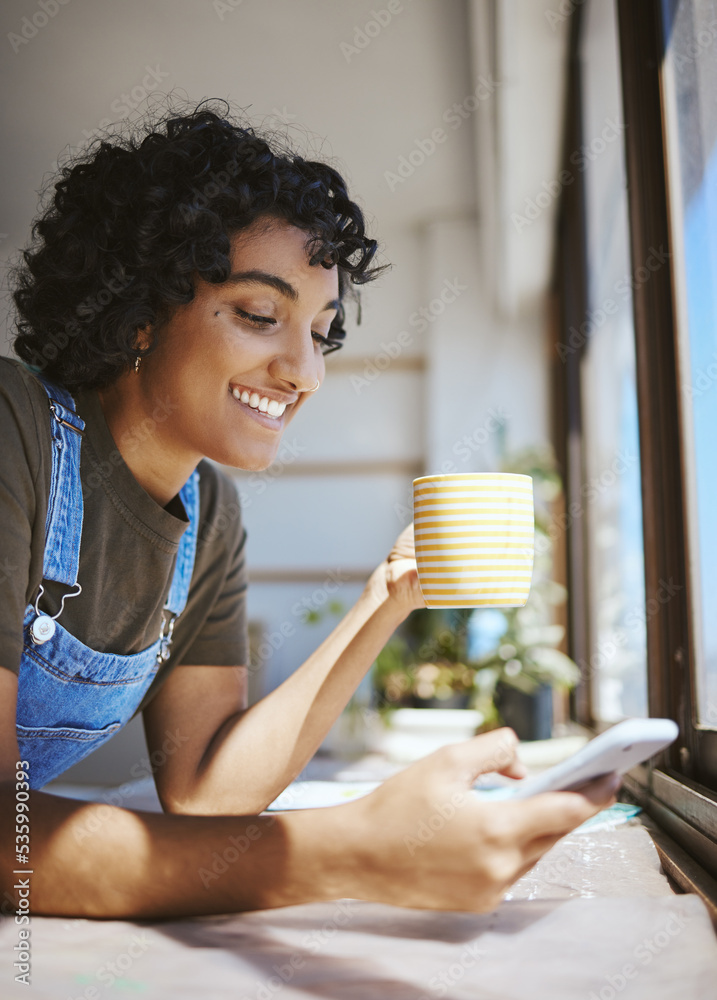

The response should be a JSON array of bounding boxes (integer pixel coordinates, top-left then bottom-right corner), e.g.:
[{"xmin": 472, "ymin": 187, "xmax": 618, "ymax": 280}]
[{"xmin": 435, "ymin": 727, "xmax": 524, "ymax": 787}]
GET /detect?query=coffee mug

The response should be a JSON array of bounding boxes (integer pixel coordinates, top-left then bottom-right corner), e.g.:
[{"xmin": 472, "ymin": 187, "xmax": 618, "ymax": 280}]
[{"xmin": 413, "ymin": 473, "xmax": 534, "ymax": 608}]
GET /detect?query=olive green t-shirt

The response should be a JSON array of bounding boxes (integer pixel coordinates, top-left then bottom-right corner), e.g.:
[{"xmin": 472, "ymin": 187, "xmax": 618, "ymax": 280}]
[{"xmin": 0, "ymin": 356, "xmax": 248, "ymax": 715}]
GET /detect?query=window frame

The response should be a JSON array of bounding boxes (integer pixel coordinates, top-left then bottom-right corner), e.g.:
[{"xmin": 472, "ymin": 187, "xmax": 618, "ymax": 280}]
[{"xmin": 553, "ymin": 0, "xmax": 717, "ymax": 911}]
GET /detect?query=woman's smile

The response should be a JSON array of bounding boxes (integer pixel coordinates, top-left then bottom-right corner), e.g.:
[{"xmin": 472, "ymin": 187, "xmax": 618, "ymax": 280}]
[{"xmin": 228, "ymin": 384, "xmax": 291, "ymax": 428}]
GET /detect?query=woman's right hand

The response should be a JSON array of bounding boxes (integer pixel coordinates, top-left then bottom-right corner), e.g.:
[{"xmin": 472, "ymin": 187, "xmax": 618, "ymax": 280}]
[{"xmin": 340, "ymin": 727, "xmax": 619, "ymax": 912}]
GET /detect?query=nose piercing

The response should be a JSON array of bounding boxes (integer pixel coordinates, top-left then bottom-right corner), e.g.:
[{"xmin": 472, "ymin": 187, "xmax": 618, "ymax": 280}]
[{"xmin": 308, "ymin": 379, "xmax": 320, "ymax": 392}]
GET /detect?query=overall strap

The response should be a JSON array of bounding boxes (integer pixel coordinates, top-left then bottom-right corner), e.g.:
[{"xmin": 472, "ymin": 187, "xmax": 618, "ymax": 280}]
[
  {"xmin": 32, "ymin": 373, "xmax": 85, "ymax": 587},
  {"xmin": 165, "ymin": 468, "xmax": 200, "ymax": 617},
  {"xmin": 156, "ymin": 468, "xmax": 200, "ymax": 663}
]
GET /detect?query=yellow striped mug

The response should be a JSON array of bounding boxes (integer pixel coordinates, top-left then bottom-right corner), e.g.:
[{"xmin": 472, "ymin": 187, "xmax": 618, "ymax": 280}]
[{"xmin": 413, "ymin": 473, "xmax": 534, "ymax": 609}]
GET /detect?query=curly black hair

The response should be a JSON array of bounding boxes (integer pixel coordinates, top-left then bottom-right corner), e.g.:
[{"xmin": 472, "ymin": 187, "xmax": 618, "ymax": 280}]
[{"xmin": 11, "ymin": 101, "xmax": 387, "ymax": 391}]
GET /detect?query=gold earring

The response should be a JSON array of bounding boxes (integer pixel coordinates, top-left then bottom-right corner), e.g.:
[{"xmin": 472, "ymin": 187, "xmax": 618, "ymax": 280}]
[{"xmin": 134, "ymin": 355, "xmax": 142, "ymax": 373}]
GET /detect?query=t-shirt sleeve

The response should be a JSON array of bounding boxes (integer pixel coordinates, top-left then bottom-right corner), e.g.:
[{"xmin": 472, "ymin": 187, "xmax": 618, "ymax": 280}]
[
  {"xmin": 176, "ymin": 463, "xmax": 249, "ymax": 668},
  {"xmin": 0, "ymin": 361, "xmax": 47, "ymax": 675}
]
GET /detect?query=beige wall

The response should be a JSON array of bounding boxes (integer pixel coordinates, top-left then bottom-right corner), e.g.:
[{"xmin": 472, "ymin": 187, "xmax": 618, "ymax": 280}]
[{"xmin": 0, "ymin": 0, "xmax": 562, "ymax": 784}]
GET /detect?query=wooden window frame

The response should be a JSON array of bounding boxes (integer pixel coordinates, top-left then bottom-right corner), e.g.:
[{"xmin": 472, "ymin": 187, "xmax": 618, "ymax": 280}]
[{"xmin": 553, "ymin": 0, "xmax": 717, "ymax": 905}]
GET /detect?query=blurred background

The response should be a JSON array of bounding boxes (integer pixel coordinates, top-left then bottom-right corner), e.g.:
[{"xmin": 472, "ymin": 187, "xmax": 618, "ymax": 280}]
[{"xmin": 0, "ymin": 0, "xmax": 681, "ymax": 783}]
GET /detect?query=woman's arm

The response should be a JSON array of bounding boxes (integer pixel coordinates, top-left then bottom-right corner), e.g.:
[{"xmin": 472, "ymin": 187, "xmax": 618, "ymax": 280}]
[
  {"xmin": 145, "ymin": 527, "xmax": 423, "ymax": 816},
  {"xmin": 0, "ymin": 670, "xmax": 620, "ymax": 920}
]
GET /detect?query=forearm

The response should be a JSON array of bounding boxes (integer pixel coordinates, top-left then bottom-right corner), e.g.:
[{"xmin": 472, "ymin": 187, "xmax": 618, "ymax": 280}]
[
  {"xmin": 0, "ymin": 783, "xmax": 357, "ymax": 919},
  {"xmin": 187, "ymin": 574, "xmax": 406, "ymax": 814}
]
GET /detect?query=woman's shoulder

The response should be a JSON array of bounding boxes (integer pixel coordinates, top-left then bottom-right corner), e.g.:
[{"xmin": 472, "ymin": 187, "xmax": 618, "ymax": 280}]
[
  {"xmin": 0, "ymin": 355, "xmax": 51, "ymax": 410},
  {"xmin": 0, "ymin": 357, "xmax": 53, "ymax": 474}
]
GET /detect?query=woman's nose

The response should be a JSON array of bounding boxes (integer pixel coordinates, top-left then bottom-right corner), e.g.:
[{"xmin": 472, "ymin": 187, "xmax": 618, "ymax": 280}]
[{"xmin": 269, "ymin": 326, "xmax": 322, "ymax": 393}]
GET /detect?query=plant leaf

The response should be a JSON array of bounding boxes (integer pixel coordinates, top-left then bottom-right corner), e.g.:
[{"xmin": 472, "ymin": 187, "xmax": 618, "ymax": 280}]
[{"xmin": 525, "ymin": 646, "xmax": 581, "ymax": 687}]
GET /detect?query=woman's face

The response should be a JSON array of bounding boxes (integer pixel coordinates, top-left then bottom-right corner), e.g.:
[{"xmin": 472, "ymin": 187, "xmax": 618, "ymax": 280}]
[{"xmin": 141, "ymin": 215, "xmax": 340, "ymax": 472}]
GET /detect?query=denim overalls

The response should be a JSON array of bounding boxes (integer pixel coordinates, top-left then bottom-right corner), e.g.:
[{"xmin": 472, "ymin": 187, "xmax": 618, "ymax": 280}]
[{"xmin": 16, "ymin": 374, "xmax": 199, "ymax": 789}]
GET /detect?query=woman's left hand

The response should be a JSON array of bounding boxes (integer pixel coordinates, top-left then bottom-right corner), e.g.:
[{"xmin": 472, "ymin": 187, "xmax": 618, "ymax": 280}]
[{"xmin": 366, "ymin": 523, "xmax": 426, "ymax": 616}]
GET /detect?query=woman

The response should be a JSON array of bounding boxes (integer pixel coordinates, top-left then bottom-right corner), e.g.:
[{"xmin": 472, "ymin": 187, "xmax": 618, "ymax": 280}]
[{"xmin": 0, "ymin": 105, "xmax": 619, "ymax": 918}]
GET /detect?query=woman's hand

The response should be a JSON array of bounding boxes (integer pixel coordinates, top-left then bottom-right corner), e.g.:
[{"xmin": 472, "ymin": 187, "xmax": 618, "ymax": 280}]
[
  {"xmin": 338, "ymin": 728, "xmax": 620, "ymax": 912},
  {"xmin": 365, "ymin": 522, "xmax": 426, "ymax": 617}
]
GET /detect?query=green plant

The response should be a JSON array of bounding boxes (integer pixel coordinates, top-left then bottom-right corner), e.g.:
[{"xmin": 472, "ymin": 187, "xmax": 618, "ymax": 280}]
[
  {"xmin": 472, "ymin": 445, "xmax": 581, "ymax": 727},
  {"xmin": 372, "ymin": 608, "xmax": 478, "ymax": 712}
]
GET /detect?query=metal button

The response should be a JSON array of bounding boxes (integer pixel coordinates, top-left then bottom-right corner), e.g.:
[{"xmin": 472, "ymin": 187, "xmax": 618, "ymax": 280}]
[{"xmin": 31, "ymin": 614, "xmax": 56, "ymax": 644}]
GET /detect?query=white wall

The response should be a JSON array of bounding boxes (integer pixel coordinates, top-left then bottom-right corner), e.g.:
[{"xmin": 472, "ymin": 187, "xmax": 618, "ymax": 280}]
[{"xmin": 424, "ymin": 217, "xmax": 549, "ymax": 475}]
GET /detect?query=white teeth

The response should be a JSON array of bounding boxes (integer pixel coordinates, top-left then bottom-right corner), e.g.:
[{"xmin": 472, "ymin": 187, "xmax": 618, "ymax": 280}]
[{"xmin": 231, "ymin": 387, "xmax": 287, "ymax": 418}]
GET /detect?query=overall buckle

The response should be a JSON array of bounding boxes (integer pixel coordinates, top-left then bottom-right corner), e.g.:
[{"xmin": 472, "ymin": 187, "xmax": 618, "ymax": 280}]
[{"xmin": 157, "ymin": 612, "xmax": 177, "ymax": 663}]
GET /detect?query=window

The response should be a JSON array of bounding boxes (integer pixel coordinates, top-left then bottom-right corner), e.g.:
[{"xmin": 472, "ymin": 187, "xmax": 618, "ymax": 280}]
[
  {"xmin": 579, "ymin": 0, "xmax": 649, "ymax": 723},
  {"xmin": 661, "ymin": 0, "xmax": 717, "ymax": 730},
  {"xmin": 554, "ymin": 0, "xmax": 717, "ymax": 906}
]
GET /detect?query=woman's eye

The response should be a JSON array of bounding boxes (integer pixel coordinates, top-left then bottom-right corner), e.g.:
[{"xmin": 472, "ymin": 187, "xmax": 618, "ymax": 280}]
[
  {"xmin": 233, "ymin": 307, "xmax": 341, "ymax": 355},
  {"xmin": 312, "ymin": 332, "xmax": 343, "ymax": 355},
  {"xmin": 233, "ymin": 306, "xmax": 276, "ymax": 328}
]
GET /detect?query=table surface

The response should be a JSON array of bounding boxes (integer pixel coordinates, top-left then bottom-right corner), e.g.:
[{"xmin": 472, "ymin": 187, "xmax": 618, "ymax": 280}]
[{"xmin": 4, "ymin": 748, "xmax": 717, "ymax": 999}]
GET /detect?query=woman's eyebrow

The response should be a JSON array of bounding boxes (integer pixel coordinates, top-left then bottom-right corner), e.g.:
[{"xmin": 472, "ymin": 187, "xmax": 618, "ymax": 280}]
[{"xmin": 224, "ymin": 269, "xmax": 339, "ymax": 312}]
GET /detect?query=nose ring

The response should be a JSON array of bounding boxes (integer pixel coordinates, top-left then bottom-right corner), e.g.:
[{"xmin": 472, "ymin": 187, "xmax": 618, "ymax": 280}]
[{"xmin": 308, "ymin": 379, "xmax": 320, "ymax": 392}]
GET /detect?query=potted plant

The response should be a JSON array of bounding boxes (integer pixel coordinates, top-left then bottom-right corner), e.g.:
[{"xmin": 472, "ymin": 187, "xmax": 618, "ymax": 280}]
[
  {"xmin": 371, "ymin": 608, "xmax": 485, "ymax": 761},
  {"xmin": 470, "ymin": 446, "xmax": 581, "ymax": 740},
  {"xmin": 470, "ymin": 600, "xmax": 580, "ymax": 740},
  {"xmin": 372, "ymin": 607, "xmax": 480, "ymax": 710}
]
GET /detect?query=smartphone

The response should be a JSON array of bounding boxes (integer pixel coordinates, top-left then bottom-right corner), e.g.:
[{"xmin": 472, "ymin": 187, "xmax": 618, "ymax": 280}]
[{"xmin": 473, "ymin": 718, "xmax": 679, "ymax": 801}]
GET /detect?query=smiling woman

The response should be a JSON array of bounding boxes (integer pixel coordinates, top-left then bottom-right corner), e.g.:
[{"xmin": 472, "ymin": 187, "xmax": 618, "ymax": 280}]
[
  {"xmin": 0, "ymin": 100, "xmax": 619, "ymax": 921},
  {"xmin": 96, "ymin": 218, "xmax": 344, "ymax": 497}
]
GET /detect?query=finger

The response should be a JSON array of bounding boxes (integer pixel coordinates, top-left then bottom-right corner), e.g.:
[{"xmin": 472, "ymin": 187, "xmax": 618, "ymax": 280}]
[
  {"xmin": 509, "ymin": 772, "xmax": 621, "ymax": 842},
  {"xmin": 507, "ymin": 794, "xmax": 618, "ymax": 891},
  {"xmin": 507, "ymin": 837, "xmax": 568, "ymax": 891},
  {"xmin": 435, "ymin": 728, "xmax": 522, "ymax": 785},
  {"xmin": 498, "ymin": 782, "xmax": 617, "ymax": 891}
]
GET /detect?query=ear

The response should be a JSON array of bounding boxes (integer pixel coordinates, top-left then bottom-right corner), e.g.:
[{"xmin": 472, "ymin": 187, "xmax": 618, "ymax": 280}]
[{"xmin": 134, "ymin": 324, "xmax": 153, "ymax": 353}]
